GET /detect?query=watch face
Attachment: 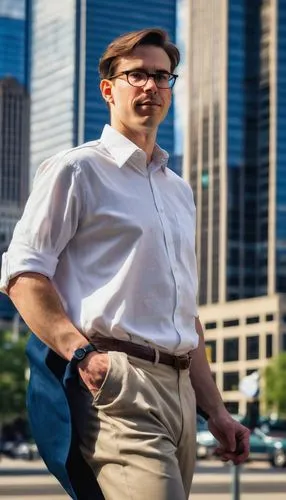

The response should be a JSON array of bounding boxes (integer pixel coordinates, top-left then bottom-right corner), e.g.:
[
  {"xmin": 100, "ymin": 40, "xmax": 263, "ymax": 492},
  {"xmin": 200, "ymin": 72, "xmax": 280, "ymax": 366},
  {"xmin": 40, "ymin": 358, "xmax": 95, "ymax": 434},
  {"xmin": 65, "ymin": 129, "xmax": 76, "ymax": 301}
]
[
  {"xmin": 75, "ymin": 348, "xmax": 86, "ymax": 360},
  {"xmin": 72, "ymin": 344, "xmax": 95, "ymax": 364}
]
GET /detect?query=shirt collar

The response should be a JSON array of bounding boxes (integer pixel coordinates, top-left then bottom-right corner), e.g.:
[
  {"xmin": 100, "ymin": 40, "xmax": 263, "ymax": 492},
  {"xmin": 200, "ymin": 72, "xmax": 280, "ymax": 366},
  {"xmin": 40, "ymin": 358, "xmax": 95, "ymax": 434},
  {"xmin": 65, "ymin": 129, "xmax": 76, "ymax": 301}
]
[{"xmin": 100, "ymin": 125, "xmax": 169, "ymax": 172}]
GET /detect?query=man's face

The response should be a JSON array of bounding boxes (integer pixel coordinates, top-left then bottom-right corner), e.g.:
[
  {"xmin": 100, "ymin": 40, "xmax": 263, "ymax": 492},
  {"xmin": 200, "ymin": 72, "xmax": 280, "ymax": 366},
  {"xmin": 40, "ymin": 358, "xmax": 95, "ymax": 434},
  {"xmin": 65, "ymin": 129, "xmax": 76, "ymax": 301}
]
[{"xmin": 101, "ymin": 45, "xmax": 173, "ymax": 134}]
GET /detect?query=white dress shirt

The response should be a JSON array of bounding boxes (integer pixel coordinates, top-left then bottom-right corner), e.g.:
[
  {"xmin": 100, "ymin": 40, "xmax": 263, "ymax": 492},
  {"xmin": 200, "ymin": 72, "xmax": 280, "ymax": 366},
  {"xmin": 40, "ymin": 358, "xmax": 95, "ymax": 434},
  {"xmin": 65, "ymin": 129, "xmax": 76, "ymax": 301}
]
[{"xmin": 0, "ymin": 125, "xmax": 199, "ymax": 354}]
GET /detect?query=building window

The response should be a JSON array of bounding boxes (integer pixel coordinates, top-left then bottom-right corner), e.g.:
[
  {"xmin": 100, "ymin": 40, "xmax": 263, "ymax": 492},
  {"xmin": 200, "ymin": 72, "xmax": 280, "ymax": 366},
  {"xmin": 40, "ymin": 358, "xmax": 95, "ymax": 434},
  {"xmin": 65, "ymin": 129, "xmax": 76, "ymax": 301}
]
[
  {"xmin": 205, "ymin": 321, "xmax": 217, "ymax": 330},
  {"xmin": 224, "ymin": 402, "xmax": 239, "ymax": 414},
  {"xmin": 246, "ymin": 335, "xmax": 259, "ymax": 360},
  {"xmin": 223, "ymin": 319, "xmax": 240, "ymax": 328},
  {"xmin": 224, "ymin": 338, "xmax": 239, "ymax": 362},
  {"xmin": 223, "ymin": 372, "xmax": 239, "ymax": 391},
  {"xmin": 246, "ymin": 316, "xmax": 260, "ymax": 324},
  {"xmin": 265, "ymin": 313, "xmax": 274, "ymax": 322},
  {"xmin": 282, "ymin": 314, "xmax": 286, "ymax": 323},
  {"xmin": 246, "ymin": 369, "xmax": 257, "ymax": 376},
  {"xmin": 201, "ymin": 171, "xmax": 209, "ymax": 189},
  {"xmin": 266, "ymin": 334, "xmax": 272, "ymax": 358},
  {"xmin": 202, "ymin": 114, "xmax": 209, "ymax": 165},
  {"xmin": 213, "ymin": 103, "xmax": 220, "ymax": 160},
  {"xmin": 205, "ymin": 340, "xmax": 217, "ymax": 363}
]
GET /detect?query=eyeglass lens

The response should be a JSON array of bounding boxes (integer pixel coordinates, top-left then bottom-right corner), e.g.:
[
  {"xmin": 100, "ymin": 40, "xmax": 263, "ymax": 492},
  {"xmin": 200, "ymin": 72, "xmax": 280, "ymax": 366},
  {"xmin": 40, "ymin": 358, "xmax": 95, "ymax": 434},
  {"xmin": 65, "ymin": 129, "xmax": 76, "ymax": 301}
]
[{"xmin": 127, "ymin": 71, "xmax": 175, "ymax": 88}]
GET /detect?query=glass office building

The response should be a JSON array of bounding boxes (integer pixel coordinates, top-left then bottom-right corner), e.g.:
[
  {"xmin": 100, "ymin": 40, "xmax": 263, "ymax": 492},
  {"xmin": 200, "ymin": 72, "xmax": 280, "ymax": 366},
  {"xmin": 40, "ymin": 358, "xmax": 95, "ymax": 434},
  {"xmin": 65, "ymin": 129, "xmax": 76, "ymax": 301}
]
[
  {"xmin": 0, "ymin": 16, "xmax": 26, "ymax": 85},
  {"xmin": 0, "ymin": 3, "xmax": 29, "ymax": 322},
  {"xmin": 28, "ymin": 0, "xmax": 177, "ymax": 181},
  {"xmin": 276, "ymin": 0, "xmax": 286, "ymax": 293},
  {"xmin": 184, "ymin": 0, "xmax": 286, "ymax": 304}
]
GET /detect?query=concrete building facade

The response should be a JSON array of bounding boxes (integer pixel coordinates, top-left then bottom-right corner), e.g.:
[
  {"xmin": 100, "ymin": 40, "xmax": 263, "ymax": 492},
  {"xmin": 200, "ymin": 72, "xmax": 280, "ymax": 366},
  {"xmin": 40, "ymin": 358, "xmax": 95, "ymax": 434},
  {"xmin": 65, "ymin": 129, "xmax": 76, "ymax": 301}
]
[{"xmin": 183, "ymin": 0, "xmax": 286, "ymax": 413}]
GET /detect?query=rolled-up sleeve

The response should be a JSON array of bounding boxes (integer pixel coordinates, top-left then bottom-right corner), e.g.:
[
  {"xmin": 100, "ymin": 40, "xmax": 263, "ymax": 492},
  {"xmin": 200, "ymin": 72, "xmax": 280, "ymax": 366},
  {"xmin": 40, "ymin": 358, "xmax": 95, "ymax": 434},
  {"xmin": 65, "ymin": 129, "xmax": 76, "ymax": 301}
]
[{"xmin": 0, "ymin": 154, "xmax": 84, "ymax": 292}]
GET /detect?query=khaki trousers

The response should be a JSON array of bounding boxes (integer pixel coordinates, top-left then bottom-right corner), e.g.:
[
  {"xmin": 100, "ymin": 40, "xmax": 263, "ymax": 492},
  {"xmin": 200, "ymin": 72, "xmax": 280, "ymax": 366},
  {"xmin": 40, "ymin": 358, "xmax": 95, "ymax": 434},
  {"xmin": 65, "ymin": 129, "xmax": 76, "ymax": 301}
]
[{"xmin": 70, "ymin": 351, "xmax": 197, "ymax": 500}]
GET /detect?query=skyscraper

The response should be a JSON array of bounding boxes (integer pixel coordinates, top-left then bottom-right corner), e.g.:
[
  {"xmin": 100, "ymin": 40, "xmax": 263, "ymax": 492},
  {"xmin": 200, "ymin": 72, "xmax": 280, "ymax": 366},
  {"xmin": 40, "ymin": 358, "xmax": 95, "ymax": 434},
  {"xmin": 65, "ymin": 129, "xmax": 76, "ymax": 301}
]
[
  {"xmin": 27, "ymin": 0, "xmax": 177, "ymax": 181},
  {"xmin": 0, "ymin": 1, "xmax": 29, "ymax": 322},
  {"xmin": 183, "ymin": 0, "xmax": 286, "ymax": 414},
  {"xmin": 184, "ymin": 0, "xmax": 286, "ymax": 305},
  {"xmin": 0, "ymin": 77, "xmax": 30, "ymax": 206},
  {"xmin": 0, "ymin": 13, "xmax": 26, "ymax": 85},
  {"xmin": 0, "ymin": 78, "xmax": 29, "ymax": 322}
]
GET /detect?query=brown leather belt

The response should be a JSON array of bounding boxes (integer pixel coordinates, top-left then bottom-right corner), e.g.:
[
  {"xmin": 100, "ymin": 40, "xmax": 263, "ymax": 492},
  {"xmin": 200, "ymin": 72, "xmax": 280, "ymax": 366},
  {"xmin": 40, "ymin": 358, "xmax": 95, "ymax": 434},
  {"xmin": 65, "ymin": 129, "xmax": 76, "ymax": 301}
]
[{"xmin": 89, "ymin": 336, "xmax": 192, "ymax": 370}]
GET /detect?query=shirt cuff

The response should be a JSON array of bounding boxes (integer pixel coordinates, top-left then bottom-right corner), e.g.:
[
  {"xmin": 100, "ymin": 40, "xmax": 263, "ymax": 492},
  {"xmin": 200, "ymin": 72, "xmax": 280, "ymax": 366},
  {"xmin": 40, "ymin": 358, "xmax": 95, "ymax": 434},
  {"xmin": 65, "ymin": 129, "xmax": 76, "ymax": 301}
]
[{"xmin": 0, "ymin": 243, "xmax": 58, "ymax": 292}]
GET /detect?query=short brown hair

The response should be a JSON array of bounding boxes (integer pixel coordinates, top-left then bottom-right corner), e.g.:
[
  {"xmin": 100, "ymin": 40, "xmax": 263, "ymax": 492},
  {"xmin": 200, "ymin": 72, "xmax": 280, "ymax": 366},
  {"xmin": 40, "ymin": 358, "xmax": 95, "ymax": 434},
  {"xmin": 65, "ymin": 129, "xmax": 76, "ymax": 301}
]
[{"xmin": 99, "ymin": 28, "xmax": 180, "ymax": 79}]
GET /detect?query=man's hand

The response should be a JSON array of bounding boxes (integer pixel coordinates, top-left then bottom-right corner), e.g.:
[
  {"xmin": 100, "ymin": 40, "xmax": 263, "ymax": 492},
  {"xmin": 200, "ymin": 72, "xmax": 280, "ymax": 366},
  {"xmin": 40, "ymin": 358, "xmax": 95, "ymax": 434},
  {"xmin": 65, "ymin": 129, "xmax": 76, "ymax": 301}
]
[
  {"xmin": 208, "ymin": 407, "xmax": 250, "ymax": 465},
  {"xmin": 77, "ymin": 351, "xmax": 109, "ymax": 397}
]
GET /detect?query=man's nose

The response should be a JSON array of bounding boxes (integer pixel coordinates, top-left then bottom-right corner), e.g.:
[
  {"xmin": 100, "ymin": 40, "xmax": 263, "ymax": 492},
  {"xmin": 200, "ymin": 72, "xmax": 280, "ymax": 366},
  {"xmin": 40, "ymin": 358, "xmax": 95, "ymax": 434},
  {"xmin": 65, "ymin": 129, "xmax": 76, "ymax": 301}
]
[{"xmin": 143, "ymin": 76, "xmax": 158, "ymax": 92}]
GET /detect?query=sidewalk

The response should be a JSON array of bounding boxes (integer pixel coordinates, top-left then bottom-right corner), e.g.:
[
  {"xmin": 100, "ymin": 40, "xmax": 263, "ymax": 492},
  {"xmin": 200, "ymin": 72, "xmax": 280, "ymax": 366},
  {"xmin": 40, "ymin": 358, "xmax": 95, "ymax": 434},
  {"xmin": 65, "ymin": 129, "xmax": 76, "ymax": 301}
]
[
  {"xmin": 0, "ymin": 457, "xmax": 285, "ymax": 500},
  {"xmin": 0, "ymin": 456, "xmax": 47, "ymax": 470},
  {"xmin": 191, "ymin": 496, "xmax": 286, "ymax": 500},
  {"xmin": 0, "ymin": 458, "xmax": 68, "ymax": 498}
]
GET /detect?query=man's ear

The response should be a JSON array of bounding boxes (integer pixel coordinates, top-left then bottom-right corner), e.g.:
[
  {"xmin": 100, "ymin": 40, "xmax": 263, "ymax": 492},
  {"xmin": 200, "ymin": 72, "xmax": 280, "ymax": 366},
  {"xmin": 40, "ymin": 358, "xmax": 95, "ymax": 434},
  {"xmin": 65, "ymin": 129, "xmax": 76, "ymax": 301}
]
[{"xmin": 100, "ymin": 79, "xmax": 114, "ymax": 105}]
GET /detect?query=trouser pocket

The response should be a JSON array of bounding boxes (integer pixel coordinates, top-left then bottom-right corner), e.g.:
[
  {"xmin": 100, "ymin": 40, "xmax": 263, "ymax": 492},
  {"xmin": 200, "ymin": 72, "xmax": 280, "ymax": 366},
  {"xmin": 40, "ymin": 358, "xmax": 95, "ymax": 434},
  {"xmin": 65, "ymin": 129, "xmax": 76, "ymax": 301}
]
[{"xmin": 92, "ymin": 351, "xmax": 129, "ymax": 409}]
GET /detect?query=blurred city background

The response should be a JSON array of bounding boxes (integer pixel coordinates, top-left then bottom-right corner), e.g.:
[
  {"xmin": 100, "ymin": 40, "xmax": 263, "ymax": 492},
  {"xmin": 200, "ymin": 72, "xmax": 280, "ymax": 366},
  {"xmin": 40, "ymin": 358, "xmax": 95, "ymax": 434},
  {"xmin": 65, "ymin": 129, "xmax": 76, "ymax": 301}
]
[{"xmin": 0, "ymin": 0, "xmax": 285, "ymax": 498}]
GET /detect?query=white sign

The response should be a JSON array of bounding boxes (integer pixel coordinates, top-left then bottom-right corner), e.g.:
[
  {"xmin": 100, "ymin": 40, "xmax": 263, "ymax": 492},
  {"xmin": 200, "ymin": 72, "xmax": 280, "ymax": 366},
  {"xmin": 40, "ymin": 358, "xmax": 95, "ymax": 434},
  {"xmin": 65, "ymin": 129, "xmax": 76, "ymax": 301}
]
[{"xmin": 239, "ymin": 371, "xmax": 259, "ymax": 398}]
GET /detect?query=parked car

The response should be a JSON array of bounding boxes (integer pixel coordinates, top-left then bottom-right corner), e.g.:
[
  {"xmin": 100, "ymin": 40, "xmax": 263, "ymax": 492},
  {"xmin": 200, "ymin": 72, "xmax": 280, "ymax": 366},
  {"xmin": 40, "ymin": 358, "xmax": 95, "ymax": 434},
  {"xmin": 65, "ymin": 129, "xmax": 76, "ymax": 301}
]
[
  {"xmin": 196, "ymin": 429, "xmax": 216, "ymax": 459},
  {"xmin": 250, "ymin": 428, "xmax": 286, "ymax": 467},
  {"xmin": 197, "ymin": 414, "xmax": 208, "ymax": 432},
  {"xmin": 196, "ymin": 427, "xmax": 286, "ymax": 468},
  {"xmin": 234, "ymin": 414, "xmax": 286, "ymax": 438},
  {"xmin": 258, "ymin": 418, "xmax": 286, "ymax": 439},
  {"xmin": 0, "ymin": 440, "xmax": 39, "ymax": 461}
]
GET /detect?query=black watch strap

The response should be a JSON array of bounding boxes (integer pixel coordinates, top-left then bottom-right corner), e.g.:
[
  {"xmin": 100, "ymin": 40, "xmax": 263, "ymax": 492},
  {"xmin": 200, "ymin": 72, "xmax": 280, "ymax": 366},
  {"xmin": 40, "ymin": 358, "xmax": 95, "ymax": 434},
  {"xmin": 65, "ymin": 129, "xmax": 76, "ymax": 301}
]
[
  {"xmin": 71, "ymin": 343, "xmax": 96, "ymax": 366},
  {"xmin": 197, "ymin": 406, "xmax": 210, "ymax": 421}
]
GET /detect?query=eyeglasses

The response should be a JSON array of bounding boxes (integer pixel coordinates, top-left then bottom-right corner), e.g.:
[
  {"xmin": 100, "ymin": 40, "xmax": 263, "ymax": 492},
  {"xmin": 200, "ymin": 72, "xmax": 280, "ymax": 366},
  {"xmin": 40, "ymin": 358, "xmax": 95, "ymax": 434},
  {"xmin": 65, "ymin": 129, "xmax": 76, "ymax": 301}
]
[{"xmin": 109, "ymin": 69, "xmax": 178, "ymax": 89}]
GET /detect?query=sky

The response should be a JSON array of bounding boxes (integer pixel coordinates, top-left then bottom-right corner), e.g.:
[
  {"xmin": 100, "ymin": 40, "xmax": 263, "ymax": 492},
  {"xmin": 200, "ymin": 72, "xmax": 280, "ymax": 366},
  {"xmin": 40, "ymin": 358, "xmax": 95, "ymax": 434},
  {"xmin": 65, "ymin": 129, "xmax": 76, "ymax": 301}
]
[
  {"xmin": 174, "ymin": 0, "xmax": 188, "ymax": 155},
  {"xmin": 0, "ymin": 0, "xmax": 25, "ymax": 19}
]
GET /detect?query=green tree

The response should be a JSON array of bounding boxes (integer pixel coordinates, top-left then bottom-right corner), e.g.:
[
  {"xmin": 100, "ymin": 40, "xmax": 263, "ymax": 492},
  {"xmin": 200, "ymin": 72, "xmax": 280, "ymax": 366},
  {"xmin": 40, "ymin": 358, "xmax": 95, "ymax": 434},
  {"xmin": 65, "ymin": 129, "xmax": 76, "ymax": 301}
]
[
  {"xmin": 0, "ymin": 330, "xmax": 29, "ymax": 423},
  {"xmin": 264, "ymin": 352, "xmax": 286, "ymax": 416}
]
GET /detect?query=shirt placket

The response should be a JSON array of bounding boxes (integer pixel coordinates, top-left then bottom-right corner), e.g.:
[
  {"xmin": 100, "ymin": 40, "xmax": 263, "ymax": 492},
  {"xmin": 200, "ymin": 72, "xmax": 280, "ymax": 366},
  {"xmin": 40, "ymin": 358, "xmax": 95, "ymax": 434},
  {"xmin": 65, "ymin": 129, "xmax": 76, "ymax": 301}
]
[{"xmin": 148, "ymin": 167, "xmax": 183, "ymax": 345}]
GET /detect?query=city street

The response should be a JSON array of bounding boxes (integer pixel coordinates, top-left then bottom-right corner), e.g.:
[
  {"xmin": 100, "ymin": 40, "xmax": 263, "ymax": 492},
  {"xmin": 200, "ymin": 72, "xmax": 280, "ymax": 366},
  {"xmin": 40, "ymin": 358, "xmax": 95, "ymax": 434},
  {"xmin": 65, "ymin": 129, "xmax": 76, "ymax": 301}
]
[{"xmin": 0, "ymin": 457, "xmax": 285, "ymax": 499}]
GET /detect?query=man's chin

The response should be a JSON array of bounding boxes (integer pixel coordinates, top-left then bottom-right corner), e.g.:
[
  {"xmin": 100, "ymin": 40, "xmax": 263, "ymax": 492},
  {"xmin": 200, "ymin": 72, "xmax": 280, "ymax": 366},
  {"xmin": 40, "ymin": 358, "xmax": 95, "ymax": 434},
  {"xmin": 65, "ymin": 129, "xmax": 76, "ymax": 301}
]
[
  {"xmin": 135, "ymin": 106, "xmax": 161, "ymax": 118},
  {"xmin": 135, "ymin": 114, "xmax": 162, "ymax": 128}
]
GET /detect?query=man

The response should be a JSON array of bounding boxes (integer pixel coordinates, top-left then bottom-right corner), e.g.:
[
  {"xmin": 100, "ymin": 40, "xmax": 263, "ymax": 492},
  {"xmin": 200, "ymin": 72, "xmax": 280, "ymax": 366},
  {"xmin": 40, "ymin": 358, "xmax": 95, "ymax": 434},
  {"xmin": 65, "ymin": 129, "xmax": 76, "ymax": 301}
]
[{"xmin": 0, "ymin": 28, "xmax": 249, "ymax": 499}]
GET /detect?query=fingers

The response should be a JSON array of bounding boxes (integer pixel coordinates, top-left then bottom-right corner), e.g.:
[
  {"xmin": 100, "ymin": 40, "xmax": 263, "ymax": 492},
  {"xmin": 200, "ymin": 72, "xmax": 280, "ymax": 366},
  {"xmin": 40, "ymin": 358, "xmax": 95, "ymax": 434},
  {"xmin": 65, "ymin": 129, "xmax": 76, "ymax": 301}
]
[
  {"xmin": 215, "ymin": 449, "xmax": 247, "ymax": 465},
  {"xmin": 214, "ymin": 428, "xmax": 250, "ymax": 465},
  {"xmin": 78, "ymin": 351, "xmax": 109, "ymax": 393},
  {"xmin": 208, "ymin": 413, "xmax": 251, "ymax": 465},
  {"xmin": 226, "ymin": 432, "xmax": 236, "ymax": 453}
]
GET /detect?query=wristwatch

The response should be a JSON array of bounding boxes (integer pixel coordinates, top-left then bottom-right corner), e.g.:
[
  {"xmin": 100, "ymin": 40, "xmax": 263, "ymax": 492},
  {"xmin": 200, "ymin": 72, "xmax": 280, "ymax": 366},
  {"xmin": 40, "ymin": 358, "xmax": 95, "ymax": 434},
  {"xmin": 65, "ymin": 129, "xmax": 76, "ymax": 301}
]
[{"xmin": 71, "ymin": 343, "xmax": 96, "ymax": 366}]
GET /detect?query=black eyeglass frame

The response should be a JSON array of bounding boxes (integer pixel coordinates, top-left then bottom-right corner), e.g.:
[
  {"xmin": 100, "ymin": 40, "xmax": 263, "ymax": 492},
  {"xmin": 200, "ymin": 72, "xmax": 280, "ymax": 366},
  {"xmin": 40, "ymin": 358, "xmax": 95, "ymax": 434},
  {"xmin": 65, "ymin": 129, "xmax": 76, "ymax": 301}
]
[{"xmin": 108, "ymin": 69, "xmax": 178, "ymax": 89}]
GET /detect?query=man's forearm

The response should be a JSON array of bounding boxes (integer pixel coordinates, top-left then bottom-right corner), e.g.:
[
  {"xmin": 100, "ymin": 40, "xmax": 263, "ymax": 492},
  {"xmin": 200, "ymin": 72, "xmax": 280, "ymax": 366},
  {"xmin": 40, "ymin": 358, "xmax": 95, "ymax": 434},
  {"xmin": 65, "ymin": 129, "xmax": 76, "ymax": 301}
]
[
  {"xmin": 190, "ymin": 318, "xmax": 225, "ymax": 417},
  {"xmin": 7, "ymin": 272, "xmax": 88, "ymax": 360}
]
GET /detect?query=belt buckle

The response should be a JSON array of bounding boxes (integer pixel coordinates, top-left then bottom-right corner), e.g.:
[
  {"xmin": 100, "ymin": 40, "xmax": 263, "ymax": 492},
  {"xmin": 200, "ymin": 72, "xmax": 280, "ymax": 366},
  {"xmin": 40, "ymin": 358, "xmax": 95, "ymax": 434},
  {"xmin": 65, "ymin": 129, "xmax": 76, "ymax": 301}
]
[{"xmin": 174, "ymin": 353, "xmax": 191, "ymax": 370}]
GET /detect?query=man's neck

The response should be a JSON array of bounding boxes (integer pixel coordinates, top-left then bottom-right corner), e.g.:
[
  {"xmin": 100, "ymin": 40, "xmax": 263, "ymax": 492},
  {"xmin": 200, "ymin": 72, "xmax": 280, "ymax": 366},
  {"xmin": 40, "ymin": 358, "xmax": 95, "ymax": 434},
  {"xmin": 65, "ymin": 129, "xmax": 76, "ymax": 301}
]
[{"xmin": 111, "ymin": 122, "xmax": 157, "ymax": 164}]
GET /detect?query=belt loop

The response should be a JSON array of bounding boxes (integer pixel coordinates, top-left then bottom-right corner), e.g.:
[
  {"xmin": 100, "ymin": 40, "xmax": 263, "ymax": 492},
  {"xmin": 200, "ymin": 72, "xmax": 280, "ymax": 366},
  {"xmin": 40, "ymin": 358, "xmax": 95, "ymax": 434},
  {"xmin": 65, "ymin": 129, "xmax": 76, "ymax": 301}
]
[{"xmin": 153, "ymin": 347, "xmax": 160, "ymax": 365}]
